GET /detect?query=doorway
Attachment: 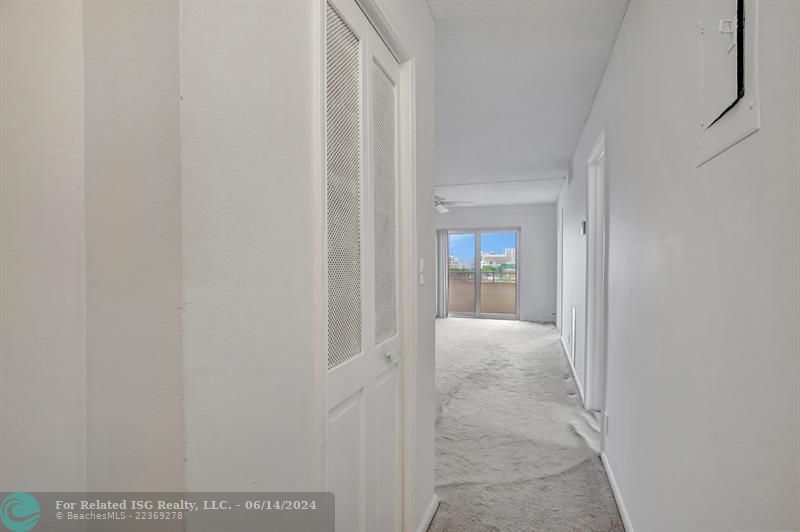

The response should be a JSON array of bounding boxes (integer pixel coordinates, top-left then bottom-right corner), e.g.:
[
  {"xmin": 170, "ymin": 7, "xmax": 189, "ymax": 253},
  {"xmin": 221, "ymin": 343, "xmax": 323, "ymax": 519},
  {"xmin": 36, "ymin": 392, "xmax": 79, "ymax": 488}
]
[
  {"xmin": 584, "ymin": 131, "xmax": 608, "ymax": 413},
  {"xmin": 558, "ymin": 207, "xmax": 565, "ymax": 331},
  {"xmin": 446, "ymin": 229, "xmax": 519, "ymax": 319}
]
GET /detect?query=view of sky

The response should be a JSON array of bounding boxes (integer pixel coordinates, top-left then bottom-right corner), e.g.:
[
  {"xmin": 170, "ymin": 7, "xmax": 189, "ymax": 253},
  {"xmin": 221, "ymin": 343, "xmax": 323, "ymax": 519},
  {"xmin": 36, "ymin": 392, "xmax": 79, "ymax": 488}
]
[{"xmin": 449, "ymin": 231, "xmax": 516, "ymax": 268}]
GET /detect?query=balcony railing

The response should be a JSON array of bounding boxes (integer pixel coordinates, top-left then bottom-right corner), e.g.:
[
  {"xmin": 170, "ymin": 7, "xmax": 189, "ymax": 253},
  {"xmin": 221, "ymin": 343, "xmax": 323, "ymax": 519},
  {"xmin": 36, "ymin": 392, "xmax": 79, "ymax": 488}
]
[{"xmin": 448, "ymin": 270, "xmax": 516, "ymax": 315}]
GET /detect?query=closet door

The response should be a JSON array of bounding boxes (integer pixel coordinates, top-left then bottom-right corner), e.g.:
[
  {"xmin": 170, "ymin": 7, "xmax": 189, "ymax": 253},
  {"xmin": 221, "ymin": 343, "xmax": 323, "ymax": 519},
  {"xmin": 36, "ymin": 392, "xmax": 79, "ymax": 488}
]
[{"xmin": 325, "ymin": 1, "xmax": 402, "ymax": 530}]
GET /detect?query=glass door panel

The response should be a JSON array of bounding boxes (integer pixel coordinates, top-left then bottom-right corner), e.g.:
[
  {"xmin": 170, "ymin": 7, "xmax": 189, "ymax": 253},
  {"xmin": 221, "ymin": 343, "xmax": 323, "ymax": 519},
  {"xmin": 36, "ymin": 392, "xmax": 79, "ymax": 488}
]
[
  {"xmin": 479, "ymin": 230, "xmax": 517, "ymax": 317},
  {"xmin": 447, "ymin": 231, "xmax": 476, "ymax": 316}
]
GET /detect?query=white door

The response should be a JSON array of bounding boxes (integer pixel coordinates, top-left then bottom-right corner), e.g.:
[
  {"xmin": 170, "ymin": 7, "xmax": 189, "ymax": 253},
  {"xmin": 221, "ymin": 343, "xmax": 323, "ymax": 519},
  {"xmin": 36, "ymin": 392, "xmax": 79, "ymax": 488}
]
[{"xmin": 324, "ymin": 1, "xmax": 402, "ymax": 530}]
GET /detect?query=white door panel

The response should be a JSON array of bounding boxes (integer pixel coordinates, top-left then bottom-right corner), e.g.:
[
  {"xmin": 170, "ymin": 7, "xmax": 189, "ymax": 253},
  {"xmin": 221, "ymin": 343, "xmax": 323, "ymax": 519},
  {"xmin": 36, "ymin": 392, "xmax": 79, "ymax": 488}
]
[
  {"xmin": 325, "ymin": 1, "xmax": 401, "ymax": 530},
  {"xmin": 328, "ymin": 390, "xmax": 365, "ymax": 532},
  {"xmin": 374, "ymin": 367, "xmax": 400, "ymax": 529}
]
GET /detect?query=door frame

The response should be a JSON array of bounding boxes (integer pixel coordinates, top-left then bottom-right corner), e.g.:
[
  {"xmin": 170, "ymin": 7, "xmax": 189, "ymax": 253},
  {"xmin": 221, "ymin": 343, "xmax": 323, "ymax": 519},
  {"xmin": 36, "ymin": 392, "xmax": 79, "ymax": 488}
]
[
  {"xmin": 443, "ymin": 227, "xmax": 520, "ymax": 320},
  {"xmin": 315, "ymin": 1, "xmax": 422, "ymax": 529},
  {"xmin": 558, "ymin": 206, "xmax": 565, "ymax": 332},
  {"xmin": 584, "ymin": 130, "xmax": 608, "ymax": 415}
]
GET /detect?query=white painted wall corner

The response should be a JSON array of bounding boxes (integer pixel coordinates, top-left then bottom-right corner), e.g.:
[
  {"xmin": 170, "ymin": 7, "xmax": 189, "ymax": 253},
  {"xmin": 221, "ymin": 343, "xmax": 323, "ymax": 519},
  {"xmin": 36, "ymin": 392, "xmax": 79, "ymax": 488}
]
[{"xmin": 601, "ymin": 452, "xmax": 634, "ymax": 532}]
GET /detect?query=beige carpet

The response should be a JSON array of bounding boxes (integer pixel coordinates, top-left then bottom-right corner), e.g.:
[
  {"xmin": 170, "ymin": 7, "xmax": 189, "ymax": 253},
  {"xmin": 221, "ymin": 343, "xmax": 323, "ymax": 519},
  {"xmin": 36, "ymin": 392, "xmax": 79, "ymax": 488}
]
[{"xmin": 429, "ymin": 318, "xmax": 623, "ymax": 532}]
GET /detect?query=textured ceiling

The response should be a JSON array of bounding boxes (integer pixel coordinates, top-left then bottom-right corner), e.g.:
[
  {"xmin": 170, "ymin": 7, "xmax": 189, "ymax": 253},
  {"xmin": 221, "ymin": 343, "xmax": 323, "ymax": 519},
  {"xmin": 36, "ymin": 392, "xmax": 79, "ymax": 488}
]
[{"xmin": 430, "ymin": 0, "xmax": 628, "ymax": 198}]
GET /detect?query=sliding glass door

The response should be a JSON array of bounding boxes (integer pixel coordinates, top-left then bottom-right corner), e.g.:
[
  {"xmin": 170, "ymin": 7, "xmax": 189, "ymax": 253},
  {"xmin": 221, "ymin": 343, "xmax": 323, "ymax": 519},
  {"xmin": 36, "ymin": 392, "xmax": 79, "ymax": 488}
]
[
  {"xmin": 447, "ymin": 232, "xmax": 476, "ymax": 316},
  {"xmin": 446, "ymin": 229, "xmax": 518, "ymax": 319},
  {"xmin": 479, "ymin": 230, "xmax": 517, "ymax": 317}
]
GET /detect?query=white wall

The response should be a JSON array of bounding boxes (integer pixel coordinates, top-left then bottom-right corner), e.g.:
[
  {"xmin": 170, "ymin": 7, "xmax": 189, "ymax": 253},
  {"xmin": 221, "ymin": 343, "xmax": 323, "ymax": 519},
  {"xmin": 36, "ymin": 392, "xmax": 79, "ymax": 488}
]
[
  {"xmin": 180, "ymin": 0, "xmax": 323, "ymax": 491},
  {"xmin": 559, "ymin": 1, "xmax": 800, "ymax": 529},
  {"xmin": 1, "ymin": 0, "xmax": 185, "ymax": 492},
  {"xmin": 0, "ymin": 0, "xmax": 87, "ymax": 491},
  {"xmin": 83, "ymin": 0, "xmax": 184, "ymax": 491},
  {"xmin": 436, "ymin": 204, "xmax": 557, "ymax": 322},
  {"xmin": 1, "ymin": 1, "xmax": 437, "ymax": 519},
  {"xmin": 376, "ymin": 1, "xmax": 438, "ymax": 527}
]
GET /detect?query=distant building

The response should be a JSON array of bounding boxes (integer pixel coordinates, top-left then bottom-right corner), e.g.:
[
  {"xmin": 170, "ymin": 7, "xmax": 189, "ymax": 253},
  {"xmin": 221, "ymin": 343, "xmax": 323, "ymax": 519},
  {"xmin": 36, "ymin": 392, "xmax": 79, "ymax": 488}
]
[
  {"xmin": 448, "ymin": 254, "xmax": 474, "ymax": 270},
  {"xmin": 481, "ymin": 248, "xmax": 515, "ymax": 268}
]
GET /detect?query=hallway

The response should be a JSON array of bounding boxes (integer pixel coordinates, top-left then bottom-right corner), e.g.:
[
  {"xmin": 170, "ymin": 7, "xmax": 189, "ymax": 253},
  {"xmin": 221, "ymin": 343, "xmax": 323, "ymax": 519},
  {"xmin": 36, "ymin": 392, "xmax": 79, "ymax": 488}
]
[
  {"xmin": 431, "ymin": 318, "xmax": 622, "ymax": 531},
  {"xmin": 2, "ymin": 1, "xmax": 798, "ymax": 530}
]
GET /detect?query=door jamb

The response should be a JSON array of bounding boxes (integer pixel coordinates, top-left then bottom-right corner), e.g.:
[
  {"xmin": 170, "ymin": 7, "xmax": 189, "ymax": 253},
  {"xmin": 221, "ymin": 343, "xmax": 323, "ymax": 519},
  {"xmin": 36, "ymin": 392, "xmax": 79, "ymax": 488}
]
[
  {"xmin": 584, "ymin": 130, "xmax": 608, "ymax": 417},
  {"xmin": 558, "ymin": 207, "xmax": 565, "ymax": 332}
]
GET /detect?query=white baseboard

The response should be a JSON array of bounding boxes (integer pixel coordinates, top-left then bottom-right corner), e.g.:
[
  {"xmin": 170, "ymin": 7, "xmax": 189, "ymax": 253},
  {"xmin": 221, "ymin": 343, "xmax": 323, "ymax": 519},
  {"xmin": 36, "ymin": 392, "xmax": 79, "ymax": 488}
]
[
  {"xmin": 560, "ymin": 336, "xmax": 585, "ymax": 404},
  {"xmin": 416, "ymin": 493, "xmax": 440, "ymax": 532},
  {"xmin": 600, "ymin": 451, "xmax": 634, "ymax": 532}
]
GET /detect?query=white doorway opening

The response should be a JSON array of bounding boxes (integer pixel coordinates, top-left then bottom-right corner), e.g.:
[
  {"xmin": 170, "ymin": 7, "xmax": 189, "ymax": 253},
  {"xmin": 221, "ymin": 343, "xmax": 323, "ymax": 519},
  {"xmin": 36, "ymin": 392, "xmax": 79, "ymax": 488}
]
[
  {"xmin": 558, "ymin": 206, "xmax": 565, "ymax": 331},
  {"xmin": 584, "ymin": 131, "xmax": 608, "ymax": 414}
]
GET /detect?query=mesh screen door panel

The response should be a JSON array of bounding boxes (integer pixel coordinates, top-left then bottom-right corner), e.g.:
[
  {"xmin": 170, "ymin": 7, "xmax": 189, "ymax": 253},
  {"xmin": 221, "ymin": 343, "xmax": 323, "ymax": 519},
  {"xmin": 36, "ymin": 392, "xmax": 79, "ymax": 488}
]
[
  {"xmin": 372, "ymin": 63, "xmax": 398, "ymax": 345},
  {"xmin": 326, "ymin": 3, "xmax": 362, "ymax": 369}
]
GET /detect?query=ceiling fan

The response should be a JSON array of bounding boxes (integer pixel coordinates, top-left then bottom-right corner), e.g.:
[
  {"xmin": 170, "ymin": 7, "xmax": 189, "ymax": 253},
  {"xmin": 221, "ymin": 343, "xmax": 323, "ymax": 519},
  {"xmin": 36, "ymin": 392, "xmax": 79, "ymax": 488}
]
[{"xmin": 434, "ymin": 194, "xmax": 473, "ymax": 214}]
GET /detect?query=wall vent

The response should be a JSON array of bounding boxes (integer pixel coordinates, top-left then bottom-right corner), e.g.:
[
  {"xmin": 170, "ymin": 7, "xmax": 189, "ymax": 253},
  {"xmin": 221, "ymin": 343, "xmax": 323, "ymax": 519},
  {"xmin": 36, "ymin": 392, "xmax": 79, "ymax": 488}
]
[
  {"xmin": 372, "ymin": 62, "xmax": 398, "ymax": 345},
  {"xmin": 326, "ymin": 3, "xmax": 362, "ymax": 369}
]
